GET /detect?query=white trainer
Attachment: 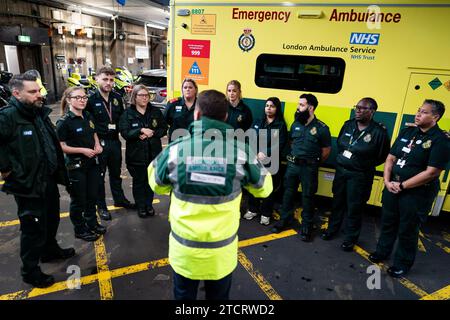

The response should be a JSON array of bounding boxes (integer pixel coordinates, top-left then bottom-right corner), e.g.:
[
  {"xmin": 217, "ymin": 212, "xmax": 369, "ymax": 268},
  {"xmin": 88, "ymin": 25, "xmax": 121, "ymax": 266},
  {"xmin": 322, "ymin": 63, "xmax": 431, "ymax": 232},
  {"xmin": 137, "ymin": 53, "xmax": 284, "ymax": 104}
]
[
  {"xmin": 243, "ymin": 211, "xmax": 258, "ymax": 220},
  {"xmin": 260, "ymin": 216, "xmax": 270, "ymax": 225}
]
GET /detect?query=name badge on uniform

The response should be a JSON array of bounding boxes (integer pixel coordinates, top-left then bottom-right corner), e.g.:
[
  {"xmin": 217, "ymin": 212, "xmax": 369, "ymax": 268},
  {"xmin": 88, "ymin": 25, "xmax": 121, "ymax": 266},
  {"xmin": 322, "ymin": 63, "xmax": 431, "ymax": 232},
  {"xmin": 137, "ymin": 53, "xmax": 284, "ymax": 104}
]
[
  {"xmin": 401, "ymin": 147, "xmax": 411, "ymax": 153},
  {"xmin": 175, "ymin": 106, "xmax": 182, "ymax": 112},
  {"xmin": 344, "ymin": 133, "xmax": 351, "ymax": 137},
  {"xmin": 76, "ymin": 128, "xmax": 83, "ymax": 132},
  {"xmin": 132, "ymin": 123, "xmax": 139, "ymax": 127},
  {"xmin": 396, "ymin": 159, "xmax": 406, "ymax": 168},
  {"xmin": 343, "ymin": 150, "xmax": 352, "ymax": 159},
  {"xmin": 95, "ymin": 103, "xmax": 102, "ymax": 107},
  {"xmin": 108, "ymin": 124, "xmax": 116, "ymax": 130},
  {"xmin": 23, "ymin": 130, "xmax": 33, "ymax": 136}
]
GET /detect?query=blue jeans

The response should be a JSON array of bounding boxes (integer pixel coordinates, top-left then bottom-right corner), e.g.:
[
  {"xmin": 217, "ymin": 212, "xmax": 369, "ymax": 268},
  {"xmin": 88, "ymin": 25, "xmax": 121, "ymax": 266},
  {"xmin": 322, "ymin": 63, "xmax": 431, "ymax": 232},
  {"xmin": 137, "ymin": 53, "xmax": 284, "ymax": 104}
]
[{"xmin": 172, "ymin": 270, "xmax": 232, "ymax": 300}]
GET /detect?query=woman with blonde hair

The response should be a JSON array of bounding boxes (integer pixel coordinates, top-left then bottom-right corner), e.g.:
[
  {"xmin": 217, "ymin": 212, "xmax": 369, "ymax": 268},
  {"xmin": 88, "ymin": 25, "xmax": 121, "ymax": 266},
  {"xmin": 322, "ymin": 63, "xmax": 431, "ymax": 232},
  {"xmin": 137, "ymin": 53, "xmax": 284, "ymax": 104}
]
[
  {"xmin": 119, "ymin": 84, "xmax": 168, "ymax": 217},
  {"xmin": 56, "ymin": 87, "xmax": 105, "ymax": 241},
  {"xmin": 225, "ymin": 80, "xmax": 253, "ymax": 131}
]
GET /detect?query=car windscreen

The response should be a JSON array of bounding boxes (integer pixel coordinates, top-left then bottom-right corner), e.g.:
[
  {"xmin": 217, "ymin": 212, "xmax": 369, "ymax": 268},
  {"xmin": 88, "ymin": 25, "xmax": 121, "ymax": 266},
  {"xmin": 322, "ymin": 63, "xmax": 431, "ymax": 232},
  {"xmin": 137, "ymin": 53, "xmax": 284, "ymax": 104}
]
[{"xmin": 137, "ymin": 76, "xmax": 167, "ymax": 87}]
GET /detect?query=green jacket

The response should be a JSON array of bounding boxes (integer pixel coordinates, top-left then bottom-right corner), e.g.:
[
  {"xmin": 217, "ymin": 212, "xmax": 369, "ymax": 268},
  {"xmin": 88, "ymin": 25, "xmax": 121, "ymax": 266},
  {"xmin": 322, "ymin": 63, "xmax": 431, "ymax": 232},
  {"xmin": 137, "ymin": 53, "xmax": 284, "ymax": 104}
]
[
  {"xmin": 148, "ymin": 117, "xmax": 272, "ymax": 280},
  {"xmin": 0, "ymin": 97, "xmax": 67, "ymax": 198}
]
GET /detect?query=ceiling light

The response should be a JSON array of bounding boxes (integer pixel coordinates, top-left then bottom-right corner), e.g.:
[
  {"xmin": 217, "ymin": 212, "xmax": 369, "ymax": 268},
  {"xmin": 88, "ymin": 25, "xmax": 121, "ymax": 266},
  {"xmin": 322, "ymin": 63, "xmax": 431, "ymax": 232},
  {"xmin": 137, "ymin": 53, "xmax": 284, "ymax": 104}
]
[
  {"xmin": 82, "ymin": 7, "xmax": 114, "ymax": 18},
  {"xmin": 146, "ymin": 22, "xmax": 167, "ymax": 30}
]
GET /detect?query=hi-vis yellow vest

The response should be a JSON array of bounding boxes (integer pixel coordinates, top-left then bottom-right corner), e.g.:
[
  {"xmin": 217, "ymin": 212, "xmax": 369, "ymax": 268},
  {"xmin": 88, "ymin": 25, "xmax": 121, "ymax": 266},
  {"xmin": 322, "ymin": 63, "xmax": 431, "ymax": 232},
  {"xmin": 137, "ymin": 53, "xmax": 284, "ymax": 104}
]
[{"xmin": 148, "ymin": 117, "xmax": 272, "ymax": 280}]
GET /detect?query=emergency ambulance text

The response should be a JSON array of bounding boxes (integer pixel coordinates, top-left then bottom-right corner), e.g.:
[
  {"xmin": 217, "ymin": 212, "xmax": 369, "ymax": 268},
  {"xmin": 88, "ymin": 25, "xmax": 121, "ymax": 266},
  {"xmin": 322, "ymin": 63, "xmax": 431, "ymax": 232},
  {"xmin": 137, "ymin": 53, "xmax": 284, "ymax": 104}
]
[{"xmin": 232, "ymin": 8, "xmax": 291, "ymax": 23}]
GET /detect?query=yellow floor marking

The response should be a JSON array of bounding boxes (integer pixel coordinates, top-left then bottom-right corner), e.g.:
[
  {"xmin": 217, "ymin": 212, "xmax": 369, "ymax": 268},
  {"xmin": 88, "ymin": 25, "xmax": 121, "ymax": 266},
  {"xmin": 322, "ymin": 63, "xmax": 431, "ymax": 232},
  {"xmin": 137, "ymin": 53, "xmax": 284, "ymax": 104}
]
[
  {"xmin": 420, "ymin": 284, "xmax": 450, "ymax": 300},
  {"xmin": 238, "ymin": 250, "xmax": 282, "ymax": 300},
  {"xmin": 0, "ymin": 199, "xmax": 160, "ymax": 228},
  {"xmin": 442, "ymin": 232, "xmax": 450, "ymax": 243},
  {"xmin": 239, "ymin": 229, "xmax": 297, "ymax": 248},
  {"xmin": 0, "ymin": 229, "xmax": 434, "ymax": 301},
  {"xmin": 0, "ymin": 274, "xmax": 99, "ymax": 300},
  {"xmin": 353, "ymin": 245, "xmax": 429, "ymax": 298},
  {"xmin": 435, "ymin": 242, "xmax": 450, "ymax": 254},
  {"xmin": 94, "ymin": 235, "xmax": 113, "ymax": 300},
  {"xmin": 417, "ymin": 238, "xmax": 427, "ymax": 253}
]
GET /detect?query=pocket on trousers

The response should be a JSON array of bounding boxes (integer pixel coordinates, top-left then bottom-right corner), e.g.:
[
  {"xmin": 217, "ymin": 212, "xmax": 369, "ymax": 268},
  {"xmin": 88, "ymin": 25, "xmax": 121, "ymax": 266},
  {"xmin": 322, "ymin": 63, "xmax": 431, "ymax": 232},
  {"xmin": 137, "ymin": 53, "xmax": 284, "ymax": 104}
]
[{"xmin": 19, "ymin": 214, "xmax": 43, "ymax": 234}]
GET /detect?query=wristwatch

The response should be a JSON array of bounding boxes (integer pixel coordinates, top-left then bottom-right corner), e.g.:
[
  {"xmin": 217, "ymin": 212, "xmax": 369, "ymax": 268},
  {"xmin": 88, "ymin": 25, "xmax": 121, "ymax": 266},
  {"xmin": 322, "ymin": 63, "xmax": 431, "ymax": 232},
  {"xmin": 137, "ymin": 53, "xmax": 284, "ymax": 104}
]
[{"xmin": 399, "ymin": 182, "xmax": 404, "ymax": 190}]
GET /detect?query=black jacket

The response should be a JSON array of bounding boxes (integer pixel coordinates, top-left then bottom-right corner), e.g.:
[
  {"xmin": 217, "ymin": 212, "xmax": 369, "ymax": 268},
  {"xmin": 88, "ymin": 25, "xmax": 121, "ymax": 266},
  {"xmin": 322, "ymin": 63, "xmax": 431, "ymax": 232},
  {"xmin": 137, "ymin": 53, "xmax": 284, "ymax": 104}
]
[
  {"xmin": 119, "ymin": 103, "xmax": 168, "ymax": 166},
  {"xmin": 0, "ymin": 97, "xmax": 67, "ymax": 197}
]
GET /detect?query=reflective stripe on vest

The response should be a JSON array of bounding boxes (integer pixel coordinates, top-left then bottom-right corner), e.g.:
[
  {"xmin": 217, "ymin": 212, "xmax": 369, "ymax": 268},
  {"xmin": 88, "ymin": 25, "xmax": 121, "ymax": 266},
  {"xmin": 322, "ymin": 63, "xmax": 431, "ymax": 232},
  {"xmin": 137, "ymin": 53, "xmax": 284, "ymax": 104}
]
[{"xmin": 171, "ymin": 230, "xmax": 237, "ymax": 249}]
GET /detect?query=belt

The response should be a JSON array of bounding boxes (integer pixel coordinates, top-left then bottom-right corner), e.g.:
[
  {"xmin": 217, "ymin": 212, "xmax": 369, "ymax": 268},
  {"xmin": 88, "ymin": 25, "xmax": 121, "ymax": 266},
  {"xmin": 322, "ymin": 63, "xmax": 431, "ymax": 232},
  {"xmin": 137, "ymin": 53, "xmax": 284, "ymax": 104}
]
[
  {"xmin": 171, "ymin": 230, "xmax": 237, "ymax": 249},
  {"xmin": 286, "ymin": 155, "xmax": 318, "ymax": 165}
]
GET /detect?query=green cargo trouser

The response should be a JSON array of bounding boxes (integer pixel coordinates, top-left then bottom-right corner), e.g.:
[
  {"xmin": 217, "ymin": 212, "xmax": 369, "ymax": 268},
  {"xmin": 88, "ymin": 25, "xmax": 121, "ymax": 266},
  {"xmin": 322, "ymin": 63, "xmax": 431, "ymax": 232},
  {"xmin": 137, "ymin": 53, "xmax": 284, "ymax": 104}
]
[
  {"xmin": 376, "ymin": 183, "xmax": 438, "ymax": 270},
  {"xmin": 327, "ymin": 165, "xmax": 374, "ymax": 242},
  {"xmin": 280, "ymin": 161, "xmax": 318, "ymax": 228}
]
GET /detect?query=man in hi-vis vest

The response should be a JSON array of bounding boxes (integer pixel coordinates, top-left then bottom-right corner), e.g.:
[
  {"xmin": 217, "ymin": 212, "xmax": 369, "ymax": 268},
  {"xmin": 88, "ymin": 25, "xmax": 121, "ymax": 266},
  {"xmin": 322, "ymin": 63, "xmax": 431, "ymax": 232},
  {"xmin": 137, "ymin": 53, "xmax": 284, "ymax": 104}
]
[{"xmin": 149, "ymin": 89, "xmax": 272, "ymax": 300}]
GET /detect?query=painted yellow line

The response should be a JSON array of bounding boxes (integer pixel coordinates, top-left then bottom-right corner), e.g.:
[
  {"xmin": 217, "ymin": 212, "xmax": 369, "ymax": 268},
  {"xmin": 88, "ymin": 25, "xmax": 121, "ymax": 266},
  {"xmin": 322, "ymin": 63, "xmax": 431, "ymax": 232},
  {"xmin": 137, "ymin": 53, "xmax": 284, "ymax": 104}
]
[
  {"xmin": 353, "ymin": 245, "xmax": 429, "ymax": 298},
  {"xmin": 420, "ymin": 284, "xmax": 450, "ymax": 300},
  {"xmin": 442, "ymin": 232, "xmax": 450, "ymax": 243},
  {"xmin": 417, "ymin": 238, "xmax": 427, "ymax": 253},
  {"xmin": 0, "ymin": 199, "xmax": 161, "ymax": 228},
  {"xmin": 0, "ymin": 274, "xmax": 99, "ymax": 300},
  {"xmin": 94, "ymin": 235, "xmax": 113, "ymax": 300},
  {"xmin": 435, "ymin": 242, "xmax": 450, "ymax": 254},
  {"xmin": 110, "ymin": 258, "xmax": 169, "ymax": 278},
  {"xmin": 238, "ymin": 250, "xmax": 282, "ymax": 300},
  {"xmin": 239, "ymin": 229, "xmax": 297, "ymax": 248}
]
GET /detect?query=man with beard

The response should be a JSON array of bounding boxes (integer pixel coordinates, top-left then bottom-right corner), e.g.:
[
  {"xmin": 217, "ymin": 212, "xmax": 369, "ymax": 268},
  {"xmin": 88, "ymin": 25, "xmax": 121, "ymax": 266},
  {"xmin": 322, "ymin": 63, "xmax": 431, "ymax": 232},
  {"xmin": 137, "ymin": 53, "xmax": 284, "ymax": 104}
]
[
  {"xmin": 0, "ymin": 73, "xmax": 75, "ymax": 288},
  {"xmin": 86, "ymin": 66, "xmax": 135, "ymax": 221},
  {"xmin": 271, "ymin": 93, "xmax": 331, "ymax": 241},
  {"xmin": 321, "ymin": 98, "xmax": 390, "ymax": 252},
  {"xmin": 369, "ymin": 99, "xmax": 449, "ymax": 277}
]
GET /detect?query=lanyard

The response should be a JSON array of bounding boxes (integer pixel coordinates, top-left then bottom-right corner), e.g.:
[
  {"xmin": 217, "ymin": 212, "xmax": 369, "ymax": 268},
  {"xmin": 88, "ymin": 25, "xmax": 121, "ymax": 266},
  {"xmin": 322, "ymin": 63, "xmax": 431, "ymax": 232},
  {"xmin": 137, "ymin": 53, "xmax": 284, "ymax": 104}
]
[
  {"xmin": 400, "ymin": 134, "xmax": 420, "ymax": 161},
  {"xmin": 102, "ymin": 99, "xmax": 113, "ymax": 123},
  {"xmin": 348, "ymin": 128, "xmax": 366, "ymax": 146}
]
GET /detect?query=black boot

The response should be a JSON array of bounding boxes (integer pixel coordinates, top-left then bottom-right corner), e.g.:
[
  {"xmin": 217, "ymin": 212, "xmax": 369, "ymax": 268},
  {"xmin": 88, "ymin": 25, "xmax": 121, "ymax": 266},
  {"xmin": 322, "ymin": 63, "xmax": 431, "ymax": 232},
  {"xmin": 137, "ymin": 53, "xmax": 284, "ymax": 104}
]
[{"xmin": 137, "ymin": 208, "xmax": 148, "ymax": 218}]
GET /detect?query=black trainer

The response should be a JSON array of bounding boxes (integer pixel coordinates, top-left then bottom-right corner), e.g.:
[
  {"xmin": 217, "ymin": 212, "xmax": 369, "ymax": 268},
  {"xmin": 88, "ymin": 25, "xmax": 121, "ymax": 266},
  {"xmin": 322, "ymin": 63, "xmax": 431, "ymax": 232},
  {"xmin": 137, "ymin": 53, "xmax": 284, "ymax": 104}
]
[
  {"xmin": 98, "ymin": 208, "xmax": 111, "ymax": 221},
  {"xmin": 368, "ymin": 252, "xmax": 388, "ymax": 264},
  {"xmin": 23, "ymin": 272, "xmax": 55, "ymax": 288},
  {"xmin": 89, "ymin": 223, "xmax": 107, "ymax": 235},
  {"xmin": 387, "ymin": 266, "xmax": 408, "ymax": 278},
  {"xmin": 75, "ymin": 229, "xmax": 100, "ymax": 242},
  {"xmin": 146, "ymin": 206, "xmax": 155, "ymax": 217},
  {"xmin": 137, "ymin": 208, "xmax": 149, "ymax": 218},
  {"xmin": 114, "ymin": 199, "xmax": 136, "ymax": 210},
  {"xmin": 341, "ymin": 241, "xmax": 355, "ymax": 252},
  {"xmin": 41, "ymin": 246, "xmax": 76, "ymax": 263}
]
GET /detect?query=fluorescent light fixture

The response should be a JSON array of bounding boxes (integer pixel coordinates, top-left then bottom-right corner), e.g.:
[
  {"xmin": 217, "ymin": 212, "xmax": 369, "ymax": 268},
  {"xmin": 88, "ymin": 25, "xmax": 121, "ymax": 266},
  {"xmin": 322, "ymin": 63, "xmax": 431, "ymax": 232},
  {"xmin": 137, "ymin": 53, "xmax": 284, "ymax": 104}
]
[
  {"xmin": 82, "ymin": 7, "xmax": 114, "ymax": 18},
  {"xmin": 146, "ymin": 22, "xmax": 167, "ymax": 30}
]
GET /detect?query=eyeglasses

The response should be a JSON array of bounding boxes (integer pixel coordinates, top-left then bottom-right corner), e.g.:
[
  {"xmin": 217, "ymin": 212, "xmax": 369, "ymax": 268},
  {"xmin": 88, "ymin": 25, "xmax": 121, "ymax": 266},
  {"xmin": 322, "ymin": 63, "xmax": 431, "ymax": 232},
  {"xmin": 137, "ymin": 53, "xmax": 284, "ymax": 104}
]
[
  {"xmin": 136, "ymin": 93, "xmax": 150, "ymax": 98},
  {"xmin": 69, "ymin": 95, "xmax": 88, "ymax": 101},
  {"xmin": 354, "ymin": 105, "xmax": 371, "ymax": 111}
]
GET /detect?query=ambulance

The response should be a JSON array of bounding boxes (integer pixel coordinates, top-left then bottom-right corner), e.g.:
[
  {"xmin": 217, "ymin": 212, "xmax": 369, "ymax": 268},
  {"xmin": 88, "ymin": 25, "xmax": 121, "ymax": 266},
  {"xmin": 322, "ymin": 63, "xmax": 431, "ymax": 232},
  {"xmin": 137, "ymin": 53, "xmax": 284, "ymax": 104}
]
[{"xmin": 167, "ymin": 0, "xmax": 450, "ymax": 215}]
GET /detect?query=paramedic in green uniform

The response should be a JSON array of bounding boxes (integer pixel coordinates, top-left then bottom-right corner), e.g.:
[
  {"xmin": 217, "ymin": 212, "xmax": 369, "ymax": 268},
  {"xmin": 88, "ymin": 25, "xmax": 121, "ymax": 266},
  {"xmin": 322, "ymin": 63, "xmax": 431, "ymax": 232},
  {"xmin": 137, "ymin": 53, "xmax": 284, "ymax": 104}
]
[
  {"xmin": 321, "ymin": 98, "xmax": 390, "ymax": 252},
  {"xmin": 271, "ymin": 93, "xmax": 331, "ymax": 242},
  {"xmin": 369, "ymin": 99, "xmax": 449, "ymax": 277}
]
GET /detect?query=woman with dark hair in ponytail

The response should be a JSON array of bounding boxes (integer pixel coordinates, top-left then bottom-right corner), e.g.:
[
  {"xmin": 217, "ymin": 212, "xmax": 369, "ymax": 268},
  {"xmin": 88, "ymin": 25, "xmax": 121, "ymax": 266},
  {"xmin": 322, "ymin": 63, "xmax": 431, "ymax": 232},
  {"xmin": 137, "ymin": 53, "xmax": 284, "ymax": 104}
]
[{"xmin": 243, "ymin": 97, "xmax": 288, "ymax": 225}]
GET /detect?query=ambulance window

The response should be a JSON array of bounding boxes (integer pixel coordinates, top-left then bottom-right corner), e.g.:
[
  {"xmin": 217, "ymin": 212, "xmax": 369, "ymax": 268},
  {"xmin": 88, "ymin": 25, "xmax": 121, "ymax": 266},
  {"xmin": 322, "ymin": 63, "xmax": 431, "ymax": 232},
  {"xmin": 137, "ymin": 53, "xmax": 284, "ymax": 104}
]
[{"xmin": 255, "ymin": 54, "xmax": 346, "ymax": 93}]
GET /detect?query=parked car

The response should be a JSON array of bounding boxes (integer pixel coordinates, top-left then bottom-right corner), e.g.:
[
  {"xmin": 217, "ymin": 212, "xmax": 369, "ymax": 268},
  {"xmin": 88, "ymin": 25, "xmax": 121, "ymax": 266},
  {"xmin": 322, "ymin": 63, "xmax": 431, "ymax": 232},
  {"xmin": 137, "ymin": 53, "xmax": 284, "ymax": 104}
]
[{"xmin": 135, "ymin": 69, "xmax": 167, "ymax": 109}]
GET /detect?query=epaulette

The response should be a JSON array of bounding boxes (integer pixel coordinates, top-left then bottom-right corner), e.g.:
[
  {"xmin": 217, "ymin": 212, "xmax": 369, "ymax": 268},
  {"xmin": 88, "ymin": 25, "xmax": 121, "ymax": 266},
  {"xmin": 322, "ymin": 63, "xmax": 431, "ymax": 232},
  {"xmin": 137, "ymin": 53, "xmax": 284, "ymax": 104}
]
[
  {"xmin": 377, "ymin": 122, "xmax": 387, "ymax": 130},
  {"xmin": 169, "ymin": 97, "xmax": 180, "ymax": 104},
  {"xmin": 317, "ymin": 119, "xmax": 327, "ymax": 127},
  {"xmin": 442, "ymin": 130, "xmax": 450, "ymax": 139}
]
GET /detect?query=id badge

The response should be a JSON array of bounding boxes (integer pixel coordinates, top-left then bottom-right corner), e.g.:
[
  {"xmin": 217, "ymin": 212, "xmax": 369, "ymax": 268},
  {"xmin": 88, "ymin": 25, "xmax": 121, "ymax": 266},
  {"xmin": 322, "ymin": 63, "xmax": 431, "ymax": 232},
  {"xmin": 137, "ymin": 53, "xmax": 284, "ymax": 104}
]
[
  {"xmin": 108, "ymin": 124, "xmax": 116, "ymax": 130},
  {"xmin": 343, "ymin": 150, "xmax": 352, "ymax": 159},
  {"xmin": 396, "ymin": 159, "xmax": 406, "ymax": 168},
  {"xmin": 401, "ymin": 146, "xmax": 411, "ymax": 153}
]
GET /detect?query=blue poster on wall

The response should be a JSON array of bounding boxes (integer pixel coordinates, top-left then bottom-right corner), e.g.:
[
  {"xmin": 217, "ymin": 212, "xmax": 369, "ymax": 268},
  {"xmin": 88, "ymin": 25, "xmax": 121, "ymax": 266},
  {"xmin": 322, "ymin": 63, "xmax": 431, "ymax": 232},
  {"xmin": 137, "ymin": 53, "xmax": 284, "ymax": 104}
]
[{"xmin": 116, "ymin": 0, "xmax": 126, "ymax": 6}]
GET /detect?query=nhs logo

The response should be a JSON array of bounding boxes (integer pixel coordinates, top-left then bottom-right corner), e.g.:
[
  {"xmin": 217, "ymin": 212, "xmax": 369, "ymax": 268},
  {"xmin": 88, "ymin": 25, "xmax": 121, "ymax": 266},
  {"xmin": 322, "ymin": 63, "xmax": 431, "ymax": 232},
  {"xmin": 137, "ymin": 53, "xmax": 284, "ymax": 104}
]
[{"xmin": 350, "ymin": 33, "xmax": 380, "ymax": 45}]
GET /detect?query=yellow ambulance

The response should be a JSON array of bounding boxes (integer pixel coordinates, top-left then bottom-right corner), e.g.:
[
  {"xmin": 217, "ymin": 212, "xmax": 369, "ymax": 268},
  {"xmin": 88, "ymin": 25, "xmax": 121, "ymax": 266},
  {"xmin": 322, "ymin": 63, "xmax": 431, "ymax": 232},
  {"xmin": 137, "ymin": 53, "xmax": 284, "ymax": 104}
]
[{"xmin": 167, "ymin": 0, "xmax": 450, "ymax": 215}]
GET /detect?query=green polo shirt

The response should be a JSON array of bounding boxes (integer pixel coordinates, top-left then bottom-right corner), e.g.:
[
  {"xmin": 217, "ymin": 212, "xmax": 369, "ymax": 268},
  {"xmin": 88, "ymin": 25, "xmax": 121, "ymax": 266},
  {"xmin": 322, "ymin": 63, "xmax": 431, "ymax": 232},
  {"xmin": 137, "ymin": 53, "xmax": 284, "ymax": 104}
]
[
  {"xmin": 289, "ymin": 116, "xmax": 331, "ymax": 161},
  {"xmin": 336, "ymin": 119, "xmax": 391, "ymax": 172},
  {"xmin": 390, "ymin": 124, "xmax": 449, "ymax": 181}
]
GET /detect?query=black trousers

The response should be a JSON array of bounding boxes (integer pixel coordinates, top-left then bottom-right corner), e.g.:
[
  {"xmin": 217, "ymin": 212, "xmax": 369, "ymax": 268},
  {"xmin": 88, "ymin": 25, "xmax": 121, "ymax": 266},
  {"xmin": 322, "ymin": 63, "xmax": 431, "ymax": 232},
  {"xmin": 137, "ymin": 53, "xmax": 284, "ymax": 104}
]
[
  {"xmin": 375, "ymin": 185, "xmax": 437, "ymax": 271},
  {"xmin": 97, "ymin": 139, "xmax": 127, "ymax": 208},
  {"xmin": 327, "ymin": 166, "xmax": 374, "ymax": 242},
  {"xmin": 127, "ymin": 164, "xmax": 154, "ymax": 210},
  {"xmin": 173, "ymin": 270, "xmax": 232, "ymax": 300},
  {"xmin": 68, "ymin": 163, "xmax": 100, "ymax": 232},
  {"xmin": 248, "ymin": 168, "xmax": 284, "ymax": 218},
  {"xmin": 14, "ymin": 176, "xmax": 60, "ymax": 278},
  {"xmin": 280, "ymin": 162, "xmax": 318, "ymax": 228}
]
